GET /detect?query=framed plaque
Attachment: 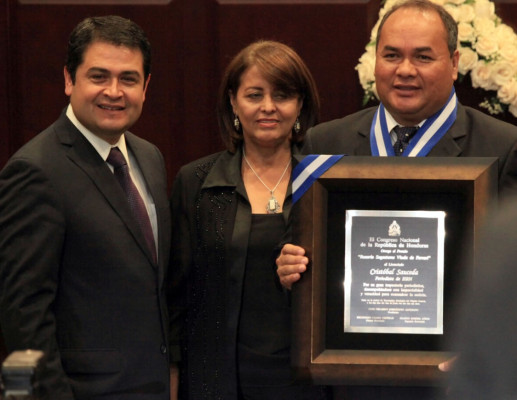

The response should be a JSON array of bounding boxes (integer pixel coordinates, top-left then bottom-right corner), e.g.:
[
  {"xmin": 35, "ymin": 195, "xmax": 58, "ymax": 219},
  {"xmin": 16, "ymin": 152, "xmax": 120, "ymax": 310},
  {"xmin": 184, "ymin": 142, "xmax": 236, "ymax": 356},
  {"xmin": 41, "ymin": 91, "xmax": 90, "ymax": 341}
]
[
  {"xmin": 291, "ymin": 156, "xmax": 498, "ymax": 386},
  {"xmin": 344, "ymin": 210, "xmax": 445, "ymax": 335}
]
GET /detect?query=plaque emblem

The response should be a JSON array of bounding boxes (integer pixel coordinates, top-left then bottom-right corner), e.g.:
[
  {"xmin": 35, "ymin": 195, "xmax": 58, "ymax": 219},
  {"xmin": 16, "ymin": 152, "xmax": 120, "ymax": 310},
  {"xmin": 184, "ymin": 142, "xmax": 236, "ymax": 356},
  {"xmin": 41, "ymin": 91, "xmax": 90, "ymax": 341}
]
[{"xmin": 388, "ymin": 220, "xmax": 401, "ymax": 237}]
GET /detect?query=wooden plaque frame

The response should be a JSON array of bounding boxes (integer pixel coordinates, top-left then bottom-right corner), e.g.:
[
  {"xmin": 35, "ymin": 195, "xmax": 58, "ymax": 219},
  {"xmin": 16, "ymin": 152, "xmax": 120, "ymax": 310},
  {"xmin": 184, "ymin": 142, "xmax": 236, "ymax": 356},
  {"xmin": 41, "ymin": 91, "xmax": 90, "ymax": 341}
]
[{"xmin": 291, "ymin": 156, "xmax": 498, "ymax": 386}]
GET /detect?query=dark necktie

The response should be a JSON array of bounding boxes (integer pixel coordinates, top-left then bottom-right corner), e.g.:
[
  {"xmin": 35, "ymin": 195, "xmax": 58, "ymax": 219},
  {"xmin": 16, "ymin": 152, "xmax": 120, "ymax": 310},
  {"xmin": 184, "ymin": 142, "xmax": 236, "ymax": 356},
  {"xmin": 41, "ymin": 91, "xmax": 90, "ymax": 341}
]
[
  {"xmin": 107, "ymin": 147, "xmax": 157, "ymax": 263},
  {"xmin": 393, "ymin": 125, "xmax": 418, "ymax": 156}
]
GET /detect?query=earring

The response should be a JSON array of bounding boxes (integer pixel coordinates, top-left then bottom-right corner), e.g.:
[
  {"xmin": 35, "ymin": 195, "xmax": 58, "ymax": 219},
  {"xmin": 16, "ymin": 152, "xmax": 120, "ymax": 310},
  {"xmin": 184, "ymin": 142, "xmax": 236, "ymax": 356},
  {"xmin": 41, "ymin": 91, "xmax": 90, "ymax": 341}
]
[
  {"xmin": 294, "ymin": 117, "xmax": 301, "ymax": 134},
  {"xmin": 233, "ymin": 115, "xmax": 240, "ymax": 131}
]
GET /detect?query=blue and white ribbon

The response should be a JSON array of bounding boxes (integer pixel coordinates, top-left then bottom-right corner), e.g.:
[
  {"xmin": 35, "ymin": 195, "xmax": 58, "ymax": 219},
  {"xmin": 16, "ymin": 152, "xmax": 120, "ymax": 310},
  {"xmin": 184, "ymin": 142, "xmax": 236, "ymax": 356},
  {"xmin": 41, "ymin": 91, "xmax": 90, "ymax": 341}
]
[
  {"xmin": 370, "ymin": 88, "xmax": 458, "ymax": 157},
  {"xmin": 292, "ymin": 154, "xmax": 344, "ymax": 204}
]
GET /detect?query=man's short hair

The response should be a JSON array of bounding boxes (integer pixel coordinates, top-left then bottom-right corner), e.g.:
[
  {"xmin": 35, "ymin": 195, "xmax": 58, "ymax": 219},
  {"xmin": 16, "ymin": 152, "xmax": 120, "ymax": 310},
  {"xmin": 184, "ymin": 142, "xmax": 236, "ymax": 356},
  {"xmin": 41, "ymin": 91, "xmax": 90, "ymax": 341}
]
[
  {"xmin": 65, "ymin": 15, "xmax": 151, "ymax": 84},
  {"xmin": 376, "ymin": 0, "xmax": 458, "ymax": 57}
]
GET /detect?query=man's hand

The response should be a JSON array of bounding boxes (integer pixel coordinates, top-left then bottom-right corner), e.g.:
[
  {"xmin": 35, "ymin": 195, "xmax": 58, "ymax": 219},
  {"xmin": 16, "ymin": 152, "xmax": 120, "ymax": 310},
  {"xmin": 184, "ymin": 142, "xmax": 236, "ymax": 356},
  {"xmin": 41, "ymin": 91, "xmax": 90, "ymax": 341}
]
[
  {"xmin": 276, "ymin": 244, "xmax": 308, "ymax": 290},
  {"xmin": 438, "ymin": 356, "xmax": 457, "ymax": 372}
]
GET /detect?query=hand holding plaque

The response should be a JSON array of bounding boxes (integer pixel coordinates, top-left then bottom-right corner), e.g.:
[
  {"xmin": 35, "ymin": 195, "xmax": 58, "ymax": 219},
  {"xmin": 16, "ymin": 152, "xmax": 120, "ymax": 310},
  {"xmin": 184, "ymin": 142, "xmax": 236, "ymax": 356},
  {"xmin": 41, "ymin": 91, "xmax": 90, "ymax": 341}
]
[{"xmin": 276, "ymin": 244, "xmax": 309, "ymax": 290}]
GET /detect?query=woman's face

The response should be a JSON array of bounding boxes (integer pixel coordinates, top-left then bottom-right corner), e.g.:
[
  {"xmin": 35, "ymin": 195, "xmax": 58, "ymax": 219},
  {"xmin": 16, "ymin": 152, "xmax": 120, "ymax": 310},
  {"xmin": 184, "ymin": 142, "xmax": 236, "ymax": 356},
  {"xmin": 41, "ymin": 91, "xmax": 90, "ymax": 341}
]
[{"xmin": 231, "ymin": 65, "xmax": 302, "ymax": 150}]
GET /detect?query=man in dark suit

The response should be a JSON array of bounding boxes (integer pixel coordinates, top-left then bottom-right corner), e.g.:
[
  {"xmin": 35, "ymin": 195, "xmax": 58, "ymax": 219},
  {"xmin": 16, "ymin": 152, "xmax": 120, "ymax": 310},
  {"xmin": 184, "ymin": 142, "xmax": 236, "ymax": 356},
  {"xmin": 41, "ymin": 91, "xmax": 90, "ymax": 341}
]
[
  {"xmin": 0, "ymin": 16, "xmax": 172, "ymax": 399},
  {"xmin": 303, "ymin": 1, "xmax": 517, "ymax": 197},
  {"xmin": 278, "ymin": 0, "xmax": 517, "ymax": 286},
  {"xmin": 277, "ymin": 0, "xmax": 517, "ymax": 398}
]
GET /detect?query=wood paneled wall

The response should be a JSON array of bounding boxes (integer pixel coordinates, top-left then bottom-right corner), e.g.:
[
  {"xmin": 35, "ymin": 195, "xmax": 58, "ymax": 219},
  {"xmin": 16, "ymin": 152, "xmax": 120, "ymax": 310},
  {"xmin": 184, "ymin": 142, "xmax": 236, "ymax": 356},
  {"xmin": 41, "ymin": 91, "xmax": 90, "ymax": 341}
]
[
  {"xmin": 2, "ymin": 0, "xmax": 517, "ymax": 182},
  {"xmin": 0, "ymin": 0, "xmax": 379, "ymax": 186}
]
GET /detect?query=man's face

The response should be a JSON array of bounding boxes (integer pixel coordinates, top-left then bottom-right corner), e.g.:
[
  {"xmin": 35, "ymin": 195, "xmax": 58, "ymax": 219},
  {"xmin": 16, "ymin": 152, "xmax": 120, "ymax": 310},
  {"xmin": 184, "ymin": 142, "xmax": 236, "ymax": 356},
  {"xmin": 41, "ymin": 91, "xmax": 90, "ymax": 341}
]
[
  {"xmin": 64, "ymin": 41, "xmax": 150, "ymax": 144},
  {"xmin": 374, "ymin": 7, "xmax": 459, "ymax": 126}
]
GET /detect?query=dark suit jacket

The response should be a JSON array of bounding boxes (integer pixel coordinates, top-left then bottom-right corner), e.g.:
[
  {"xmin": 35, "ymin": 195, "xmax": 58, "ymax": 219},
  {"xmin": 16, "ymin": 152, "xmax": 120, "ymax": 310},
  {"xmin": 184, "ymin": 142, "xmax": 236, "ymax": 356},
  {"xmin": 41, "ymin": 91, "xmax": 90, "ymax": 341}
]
[
  {"xmin": 303, "ymin": 103, "xmax": 517, "ymax": 197},
  {"xmin": 0, "ymin": 112, "xmax": 171, "ymax": 399}
]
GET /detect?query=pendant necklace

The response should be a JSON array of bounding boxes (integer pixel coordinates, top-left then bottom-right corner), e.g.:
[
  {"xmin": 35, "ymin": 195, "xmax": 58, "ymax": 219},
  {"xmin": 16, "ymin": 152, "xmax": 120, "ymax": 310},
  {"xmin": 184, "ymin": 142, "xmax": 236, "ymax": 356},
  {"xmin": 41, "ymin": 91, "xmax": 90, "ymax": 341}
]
[{"xmin": 243, "ymin": 148, "xmax": 291, "ymax": 214}]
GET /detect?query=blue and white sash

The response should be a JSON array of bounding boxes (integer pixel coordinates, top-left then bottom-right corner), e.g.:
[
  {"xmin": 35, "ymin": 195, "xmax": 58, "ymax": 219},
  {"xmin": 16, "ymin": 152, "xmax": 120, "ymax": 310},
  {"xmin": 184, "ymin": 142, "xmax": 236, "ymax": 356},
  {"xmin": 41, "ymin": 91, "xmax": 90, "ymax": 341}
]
[
  {"xmin": 292, "ymin": 154, "xmax": 344, "ymax": 204},
  {"xmin": 370, "ymin": 89, "xmax": 458, "ymax": 157}
]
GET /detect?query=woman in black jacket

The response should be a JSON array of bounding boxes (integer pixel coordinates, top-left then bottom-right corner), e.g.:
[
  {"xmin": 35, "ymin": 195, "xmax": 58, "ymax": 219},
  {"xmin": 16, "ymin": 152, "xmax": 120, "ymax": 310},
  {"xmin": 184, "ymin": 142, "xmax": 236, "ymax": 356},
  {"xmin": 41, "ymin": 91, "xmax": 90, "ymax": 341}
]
[{"xmin": 169, "ymin": 40, "xmax": 325, "ymax": 400}]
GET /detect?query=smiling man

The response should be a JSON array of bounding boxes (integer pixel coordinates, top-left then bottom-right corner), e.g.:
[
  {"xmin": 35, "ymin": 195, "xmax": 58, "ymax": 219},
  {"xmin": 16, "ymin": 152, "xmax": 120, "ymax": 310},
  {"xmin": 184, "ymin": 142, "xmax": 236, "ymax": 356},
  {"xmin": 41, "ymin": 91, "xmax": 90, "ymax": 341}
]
[
  {"xmin": 279, "ymin": 0, "xmax": 517, "ymax": 290},
  {"xmin": 0, "ymin": 16, "xmax": 172, "ymax": 399},
  {"xmin": 302, "ymin": 0, "xmax": 517, "ymax": 197},
  {"xmin": 276, "ymin": 1, "xmax": 517, "ymax": 399}
]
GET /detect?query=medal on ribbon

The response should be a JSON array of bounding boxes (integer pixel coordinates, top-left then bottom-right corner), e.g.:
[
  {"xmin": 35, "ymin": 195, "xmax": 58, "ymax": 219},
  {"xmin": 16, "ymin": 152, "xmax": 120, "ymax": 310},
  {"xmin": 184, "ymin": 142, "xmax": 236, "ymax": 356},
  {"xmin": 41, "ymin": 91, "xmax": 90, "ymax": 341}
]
[{"xmin": 370, "ymin": 89, "xmax": 458, "ymax": 157}]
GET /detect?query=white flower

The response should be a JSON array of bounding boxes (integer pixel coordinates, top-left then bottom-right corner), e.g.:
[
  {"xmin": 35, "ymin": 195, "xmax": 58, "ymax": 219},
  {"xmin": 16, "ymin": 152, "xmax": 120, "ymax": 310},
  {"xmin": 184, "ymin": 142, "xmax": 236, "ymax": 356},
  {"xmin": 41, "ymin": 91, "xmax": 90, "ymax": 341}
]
[
  {"xmin": 458, "ymin": 22, "xmax": 476, "ymax": 43},
  {"xmin": 456, "ymin": 5, "xmax": 476, "ymax": 23},
  {"xmin": 458, "ymin": 47, "xmax": 479, "ymax": 75},
  {"xmin": 356, "ymin": 47, "xmax": 376, "ymax": 91},
  {"xmin": 443, "ymin": 4, "xmax": 460, "ymax": 21},
  {"xmin": 491, "ymin": 62, "xmax": 515, "ymax": 86},
  {"xmin": 479, "ymin": 99, "xmax": 504, "ymax": 115},
  {"xmin": 474, "ymin": 0, "xmax": 495, "ymax": 19},
  {"xmin": 356, "ymin": 0, "xmax": 517, "ymax": 117},
  {"xmin": 500, "ymin": 43, "xmax": 517, "ymax": 64},
  {"xmin": 475, "ymin": 35, "xmax": 499, "ymax": 58},
  {"xmin": 493, "ymin": 24, "xmax": 516, "ymax": 48},
  {"xmin": 473, "ymin": 17, "xmax": 496, "ymax": 37},
  {"xmin": 509, "ymin": 102, "xmax": 517, "ymax": 118},
  {"xmin": 471, "ymin": 61, "xmax": 498, "ymax": 91},
  {"xmin": 497, "ymin": 78, "xmax": 517, "ymax": 105},
  {"xmin": 371, "ymin": 82, "xmax": 379, "ymax": 100}
]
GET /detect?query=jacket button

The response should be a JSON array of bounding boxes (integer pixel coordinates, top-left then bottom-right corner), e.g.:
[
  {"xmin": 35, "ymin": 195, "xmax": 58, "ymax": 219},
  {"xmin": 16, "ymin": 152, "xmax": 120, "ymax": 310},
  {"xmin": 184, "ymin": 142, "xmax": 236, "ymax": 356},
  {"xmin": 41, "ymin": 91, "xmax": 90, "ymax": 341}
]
[{"xmin": 160, "ymin": 344, "xmax": 167, "ymax": 354}]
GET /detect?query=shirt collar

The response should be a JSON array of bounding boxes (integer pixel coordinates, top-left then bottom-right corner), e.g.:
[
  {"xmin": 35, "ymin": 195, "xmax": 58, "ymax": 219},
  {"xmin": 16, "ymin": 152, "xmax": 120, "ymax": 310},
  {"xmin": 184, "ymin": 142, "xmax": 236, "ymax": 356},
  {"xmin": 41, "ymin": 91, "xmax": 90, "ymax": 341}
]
[
  {"xmin": 384, "ymin": 108, "xmax": 426, "ymax": 131},
  {"xmin": 202, "ymin": 148, "xmax": 242, "ymax": 190},
  {"xmin": 66, "ymin": 104, "xmax": 131, "ymax": 165}
]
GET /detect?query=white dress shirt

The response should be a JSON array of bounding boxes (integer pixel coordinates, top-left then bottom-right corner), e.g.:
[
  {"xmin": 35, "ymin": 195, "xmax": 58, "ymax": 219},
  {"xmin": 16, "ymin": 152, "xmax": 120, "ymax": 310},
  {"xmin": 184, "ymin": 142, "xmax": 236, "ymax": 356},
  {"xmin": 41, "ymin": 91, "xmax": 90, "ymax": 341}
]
[{"xmin": 66, "ymin": 104, "xmax": 159, "ymax": 256}]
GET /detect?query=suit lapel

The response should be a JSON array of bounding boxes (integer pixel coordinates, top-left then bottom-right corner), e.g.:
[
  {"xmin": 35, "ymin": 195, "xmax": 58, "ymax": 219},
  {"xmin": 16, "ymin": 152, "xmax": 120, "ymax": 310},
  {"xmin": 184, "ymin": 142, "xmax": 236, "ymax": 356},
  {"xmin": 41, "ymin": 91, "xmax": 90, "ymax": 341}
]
[
  {"xmin": 57, "ymin": 117, "xmax": 158, "ymax": 268},
  {"xmin": 427, "ymin": 131, "xmax": 463, "ymax": 156},
  {"xmin": 357, "ymin": 119, "xmax": 375, "ymax": 155}
]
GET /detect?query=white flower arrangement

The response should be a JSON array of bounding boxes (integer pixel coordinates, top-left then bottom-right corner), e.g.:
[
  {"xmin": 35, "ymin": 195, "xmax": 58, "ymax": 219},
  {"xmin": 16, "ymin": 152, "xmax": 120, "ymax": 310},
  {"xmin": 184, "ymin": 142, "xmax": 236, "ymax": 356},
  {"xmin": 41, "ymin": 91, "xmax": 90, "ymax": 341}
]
[{"xmin": 356, "ymin": 0, "xmax": 517, "ymax": 118}]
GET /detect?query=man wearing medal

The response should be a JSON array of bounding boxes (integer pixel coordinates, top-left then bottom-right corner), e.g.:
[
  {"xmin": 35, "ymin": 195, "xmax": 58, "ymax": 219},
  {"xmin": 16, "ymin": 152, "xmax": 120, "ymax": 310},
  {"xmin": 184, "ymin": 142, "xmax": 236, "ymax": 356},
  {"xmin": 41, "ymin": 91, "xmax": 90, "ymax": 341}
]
[
  {"xmin": 276, "ymin": 0, "xmax": 517, "ymax": 399},
  {"xmin": 302, "ymin": 0, "xmax": 517, "ymax": 196},
  {"xmin": 279, "ymin": 0, "xmax": 517, "ymax": 288}
]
